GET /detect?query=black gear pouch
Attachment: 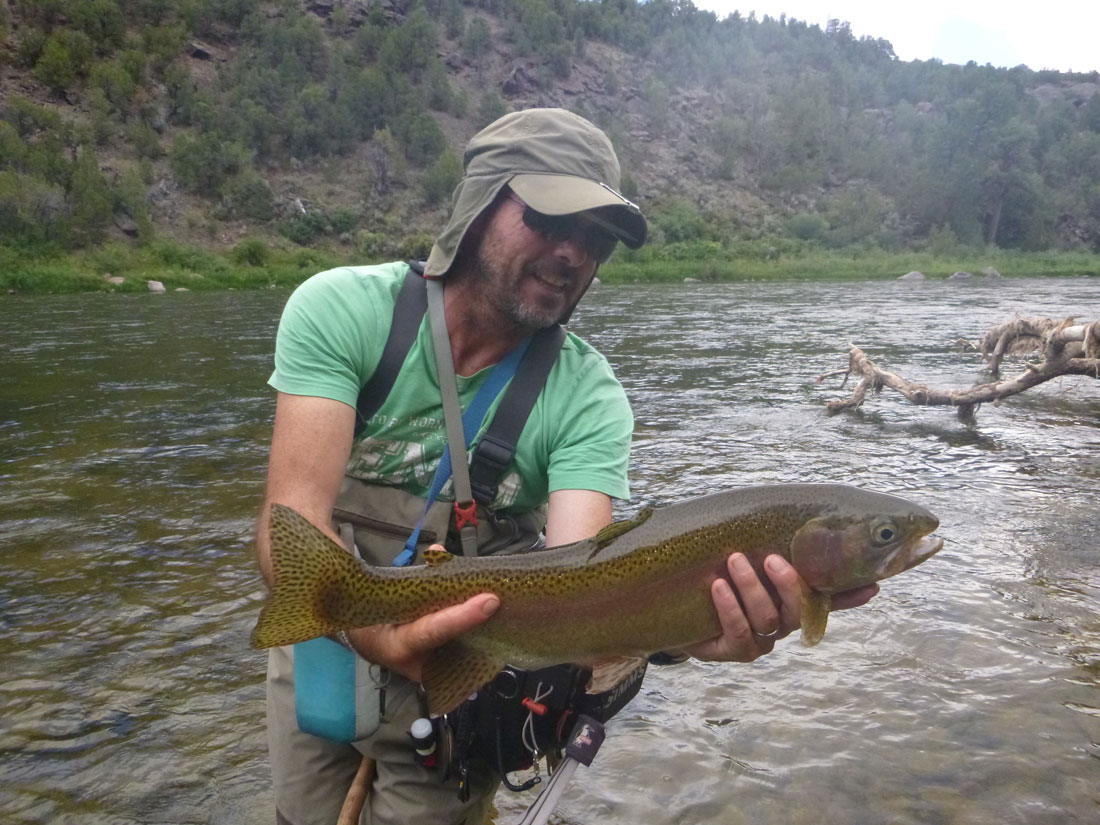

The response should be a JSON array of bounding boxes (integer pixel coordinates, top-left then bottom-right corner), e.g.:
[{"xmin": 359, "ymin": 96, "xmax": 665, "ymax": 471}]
[{"xmin": 451, "ymin": 660, "xmax": 647, "ymax": 788}]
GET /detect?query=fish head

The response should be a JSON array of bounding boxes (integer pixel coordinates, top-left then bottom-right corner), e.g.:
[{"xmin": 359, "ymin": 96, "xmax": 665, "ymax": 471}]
[{"xmin": 788, "ymin": 495, "xmax": 942, "ymax": 594}]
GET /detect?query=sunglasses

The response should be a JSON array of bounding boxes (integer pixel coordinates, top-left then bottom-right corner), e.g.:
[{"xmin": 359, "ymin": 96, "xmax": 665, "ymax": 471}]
[{"xmin": 507, "ymin": 195, "xmax": 619, "ymax": 264}]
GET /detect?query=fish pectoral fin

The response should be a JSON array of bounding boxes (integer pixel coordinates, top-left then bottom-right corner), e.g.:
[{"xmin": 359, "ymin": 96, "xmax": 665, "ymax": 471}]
[
  {"xmin": 423, "ymin": 548, "xmax": 456, "ymax": 566},
  {"xmin": 421, "ymin": 641, "xmax": 503, "ymax": 716},
  {"xmin": 586, "ymin": 656, "xmax": 649, "ymax": 694},
  {"xmin": 799, "ymin": 589, "xmax": 831, "ymax": 646}
]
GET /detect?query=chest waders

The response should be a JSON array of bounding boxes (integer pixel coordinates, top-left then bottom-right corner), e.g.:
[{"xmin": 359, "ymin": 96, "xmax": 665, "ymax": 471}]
[{"xmin": 293, "ymin": 263, "xmax": 646, "ymax": 803}]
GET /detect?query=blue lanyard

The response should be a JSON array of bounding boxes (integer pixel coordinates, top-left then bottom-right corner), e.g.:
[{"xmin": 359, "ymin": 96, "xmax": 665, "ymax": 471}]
[{"xmin": 392, "ymin": 338, "xmax": 532, "ymax": 566}]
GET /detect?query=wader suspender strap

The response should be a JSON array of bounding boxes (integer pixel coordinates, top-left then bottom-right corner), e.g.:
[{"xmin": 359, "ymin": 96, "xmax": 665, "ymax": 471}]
[
  {"xmin": 354, "ymin": 263, "xmax": 428, "ymax": 435},
  {"xmin": 469, "ymin": 324, "xmax": 566, "ymax": 505},
  {"xmin": 425, "ymin": 277, "xmax": 484, "ymax": 557}
]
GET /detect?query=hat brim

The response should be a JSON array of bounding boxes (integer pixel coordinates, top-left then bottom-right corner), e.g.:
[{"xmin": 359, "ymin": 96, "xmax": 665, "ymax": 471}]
[{"xmin": 509, "ymin": 174, "xmax": 647, "ymax": 249}]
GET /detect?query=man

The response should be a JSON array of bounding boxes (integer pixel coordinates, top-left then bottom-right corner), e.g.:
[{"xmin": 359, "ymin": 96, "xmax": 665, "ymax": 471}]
[{"xmin": 256, "ymin": 108, "xmax": 876, "ymax": 825}]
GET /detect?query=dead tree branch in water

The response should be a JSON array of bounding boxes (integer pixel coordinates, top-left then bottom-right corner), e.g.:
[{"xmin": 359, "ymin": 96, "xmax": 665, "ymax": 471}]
[{"xmin": 819, "ymin": 317, "xmax": 1100, "ymax": 422}]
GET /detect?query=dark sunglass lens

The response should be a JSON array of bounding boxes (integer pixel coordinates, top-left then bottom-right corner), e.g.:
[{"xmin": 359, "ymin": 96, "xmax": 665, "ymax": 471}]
[
  {"xmin": 584, "ymin": 228, "xmax": 618, "ymax": 263},
  {"xmin": 522, "ymin": 207, "xmax": 574, "ymax": 241},
  {"xmin": 521, "ymin": 203, "xmax": 618, "ymax": 261},
  {"xmin": 586, "ymin": 230, "xmax": 618, "ymax": 263}
]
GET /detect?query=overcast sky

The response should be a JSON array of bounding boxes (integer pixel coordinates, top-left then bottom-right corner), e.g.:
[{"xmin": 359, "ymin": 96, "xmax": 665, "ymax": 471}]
[{"xmin": 693, "ymin": 1, "xmax": 1100, "ymax": 74}]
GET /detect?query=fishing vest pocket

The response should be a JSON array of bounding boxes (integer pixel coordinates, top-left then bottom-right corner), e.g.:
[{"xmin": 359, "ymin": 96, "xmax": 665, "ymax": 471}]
[{"xmin": 293, "ymin": 637, "xmax": 382, "ymax": 742}]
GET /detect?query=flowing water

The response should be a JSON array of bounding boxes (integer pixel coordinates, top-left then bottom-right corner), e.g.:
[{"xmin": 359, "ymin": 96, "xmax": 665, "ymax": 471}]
[{"xmin": 1, "ymin": 277, "xmax": 1098, "ymax": 824}]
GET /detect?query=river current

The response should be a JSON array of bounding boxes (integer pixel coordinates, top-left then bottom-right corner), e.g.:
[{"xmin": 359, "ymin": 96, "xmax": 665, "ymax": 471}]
[{"xmin": 1, "ymin": 276, "xmax": 1098, "ymax": 824}]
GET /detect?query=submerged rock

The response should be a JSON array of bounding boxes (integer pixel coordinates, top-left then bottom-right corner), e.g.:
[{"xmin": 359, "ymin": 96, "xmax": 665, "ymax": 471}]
[
  {"xmin": 949, "ymin": 271, "xmax": 972, "ymax": 279},
  {"xmin": 898, "ymin": 271, "xmax": 925, "ymax": 280}
]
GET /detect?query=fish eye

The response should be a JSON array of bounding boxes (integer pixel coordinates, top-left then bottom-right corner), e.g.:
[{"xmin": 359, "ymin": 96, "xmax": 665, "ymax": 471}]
[{"xmin": 871, "ymin": 519, "xmax": 898, "ymax": 545}]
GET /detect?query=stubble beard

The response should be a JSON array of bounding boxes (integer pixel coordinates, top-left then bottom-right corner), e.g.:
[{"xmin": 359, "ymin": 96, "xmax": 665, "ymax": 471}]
[{"xmin": 475, "ymin": 245, "xmax": 572, "ymax": 330}]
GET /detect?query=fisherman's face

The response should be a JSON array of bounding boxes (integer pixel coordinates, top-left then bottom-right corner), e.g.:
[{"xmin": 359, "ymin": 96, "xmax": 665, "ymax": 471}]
[{"xmin": 473, "ymin": 195, "xmax": 599, "ymax": 329}]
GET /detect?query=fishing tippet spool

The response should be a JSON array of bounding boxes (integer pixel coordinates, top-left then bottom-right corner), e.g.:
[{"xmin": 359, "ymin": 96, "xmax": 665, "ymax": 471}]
[{"xmin": 409, "ymin": 717, "xmax": 437, "ymax": 767}]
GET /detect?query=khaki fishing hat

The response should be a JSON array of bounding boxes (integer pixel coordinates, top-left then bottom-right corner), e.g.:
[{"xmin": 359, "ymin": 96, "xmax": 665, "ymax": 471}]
[{"xmin": 424, "ymin": 108, "xmax": 647, "ymax": 277}]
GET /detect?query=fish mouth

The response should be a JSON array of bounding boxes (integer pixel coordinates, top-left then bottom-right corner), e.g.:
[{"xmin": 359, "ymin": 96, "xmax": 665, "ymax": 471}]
[
  {"xmin": 874, "ymin": 533, "xmax": 943, "ymax": 580},
  {"xmin": 909, "ymin": 534, "xmax": 943, "ymax": 566}
]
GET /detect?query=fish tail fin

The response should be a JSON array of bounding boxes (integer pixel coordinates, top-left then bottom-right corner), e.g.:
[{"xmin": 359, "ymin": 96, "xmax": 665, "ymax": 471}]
[{"xmin": 250, "ymin": 503, "xmax": 371, "ymax": 649}]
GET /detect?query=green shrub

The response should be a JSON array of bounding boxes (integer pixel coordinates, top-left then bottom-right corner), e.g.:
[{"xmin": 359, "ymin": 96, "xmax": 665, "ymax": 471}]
[
  {"xmin": 399, "ymin": 233, "xmax": 435, "ymax": 261},
  {"xmin": 68, "ymin": 149, "xmax": 113, "ymax": 247},
  {"xmin": 2, "ymin": 96, "xmax": 64, "ymax": 139},
  {"xmin": 219, "ymin": 172, "xmax": 275, "ymax": 221},
  {"xmin": 394, "ymin": 111, "xmax": 446, "ymax": 165},
  {"xmin": 651, "ymin": 199, "xmax": 708, "ymax": 243},
  {"xmin": 477, "ymin": 91, "xmax": 508, "ymax": 128},
  {"xmin": 0, "ymin": 122, "xmax": 27, "ymax": 169},
  {"xmin": 462, "ymin": 17, "xmax": 491, "ymax": 58},
  {"xmin": 68, "ymin": 0, "xmax": 127, "ymax": 55},
  {"xmin": 231, "ymin": 238, "xmax": 270, "ymax": 267},
  {"xmin": 126, "ymin": 121, "xmax": 163, "ymax": 159},
  {"xmin": 279, "ymin": 212, "xmax": 329, "ymax": 246},
  {"xmin": 87, "ymin": 242, "xmax": 133, "ymax": 275},
  {"xmin": 14, "ymin": 28, "xmax": 47, "ymax": 69},
  {"xmin": 147, "ymin": 239, "xmax": 223, "ymax": 272},
  {"xmin": 34, "ymin": 30, "xmax": 94, "ymax": 93},
  {"xmin": 170, "ymin": 133, "xmax": 252, "ymax": 197},
  {"xmin": 90, "ymin": 60, "xmax": 137, "ymax": 114},
  {"xmin": 329, "ymin": 208, "xmax": 359, "ymax": 235},
  {"xmin": 787, "ymin": 213, "xmax": 828, "ymax": 241},
  {"xmin": 355, "ymin": 231, "xmax": 397, "ymax": 260},
  {"xmin": 420, "ymin": 151, "xmax": 462, "ymax": 205}
]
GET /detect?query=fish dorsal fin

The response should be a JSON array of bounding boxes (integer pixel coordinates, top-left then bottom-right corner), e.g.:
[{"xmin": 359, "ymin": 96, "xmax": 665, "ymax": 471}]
[
  {"xmin": 594, "ymin": 507, "xmax": 654, "ymax": 550},
  {"xmin": 799, "ymin": 589, "xmax": 831, "ymax": 646},
  {"xmin": 421, "ymin": 641, "xmax": 504, "ymax": 716},
  {"xmin": 423, "ymin": 548, "xmax": 455, "ymax": 566}
]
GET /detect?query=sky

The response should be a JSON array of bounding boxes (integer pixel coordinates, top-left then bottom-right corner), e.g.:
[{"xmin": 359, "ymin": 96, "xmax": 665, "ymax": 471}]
[{"xmin": 693, "ymin": 1, "xmax": 1100, "ymax": 74}]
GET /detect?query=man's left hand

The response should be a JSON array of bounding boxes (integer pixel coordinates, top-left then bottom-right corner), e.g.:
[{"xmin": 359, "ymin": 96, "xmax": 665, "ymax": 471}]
[{"xmin": 680, "ymin": 553, "xmax": 879, "ymax": 662}]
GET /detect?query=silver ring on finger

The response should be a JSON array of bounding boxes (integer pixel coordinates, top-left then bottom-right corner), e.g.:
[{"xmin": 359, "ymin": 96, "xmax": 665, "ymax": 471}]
[{"xmin": 753, "ymin": 628, "xmax": 781, "ymax": 640}]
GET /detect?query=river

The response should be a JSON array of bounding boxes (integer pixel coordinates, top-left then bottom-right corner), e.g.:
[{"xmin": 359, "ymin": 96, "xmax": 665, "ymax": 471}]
[{"xmin": 1, "ymin": 276, "xmax": 1098, "ymax": 824}]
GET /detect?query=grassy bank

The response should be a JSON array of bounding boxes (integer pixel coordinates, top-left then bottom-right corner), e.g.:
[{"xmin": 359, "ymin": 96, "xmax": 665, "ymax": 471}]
[
  {"xmin": 600, "ymin": 246, "xmax": 1100, "ymax": 283},
  {"xmin": 0, "ymin": 240, "xmax": 341, "ymax": 294},
  {"xmin": 2, "ymin": 240, "xmax": 1098, "ymax": 295}
]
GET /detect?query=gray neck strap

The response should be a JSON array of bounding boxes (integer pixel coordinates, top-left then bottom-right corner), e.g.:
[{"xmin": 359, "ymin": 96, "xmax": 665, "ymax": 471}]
[{"xmin": 425, "ymin": 278, "xmax": 480, "ymax": 557}]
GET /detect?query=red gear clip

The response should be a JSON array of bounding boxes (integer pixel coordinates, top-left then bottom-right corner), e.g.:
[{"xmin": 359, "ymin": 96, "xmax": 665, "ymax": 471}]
[
  {"xmin": 454, "ymin": 500, "xmax": 478, "ymax": 530},
  {"xmin": 522, "ymin": 697, "xmax": 548, "ymax": 716}
]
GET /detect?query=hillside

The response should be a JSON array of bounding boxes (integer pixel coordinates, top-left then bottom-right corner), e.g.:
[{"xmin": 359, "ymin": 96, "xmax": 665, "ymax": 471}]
[{"xmin": 3, "ymin": 0, "xmax": 1100, "ymax": 270}]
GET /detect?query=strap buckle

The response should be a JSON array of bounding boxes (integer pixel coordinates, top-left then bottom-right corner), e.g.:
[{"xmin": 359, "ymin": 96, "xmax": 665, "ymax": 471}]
[
  {"xmin": 470, "ymin": 434, "xmax": 514, "ymax": 504},
  {"xmin": 454, "ymin": 500, "xmax": 478, "ymax": 530}
]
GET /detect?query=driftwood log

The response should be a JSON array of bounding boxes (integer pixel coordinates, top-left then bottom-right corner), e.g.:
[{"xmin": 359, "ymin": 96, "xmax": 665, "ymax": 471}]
[{"xmin": 819, "ymin": 317, "xmax": 1100, "ymax": 422}]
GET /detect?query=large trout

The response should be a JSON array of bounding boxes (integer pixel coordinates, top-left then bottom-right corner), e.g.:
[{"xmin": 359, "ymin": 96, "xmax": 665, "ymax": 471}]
[{"xmin": 251, "ymin": 483, "xmax": 941, "ymax": 714}]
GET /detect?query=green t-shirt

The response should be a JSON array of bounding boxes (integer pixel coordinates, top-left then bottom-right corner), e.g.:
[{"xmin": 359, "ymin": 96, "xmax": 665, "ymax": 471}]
[{"xmin": 269, "ymin": 263, "xmax": 632, "ymax": 513}]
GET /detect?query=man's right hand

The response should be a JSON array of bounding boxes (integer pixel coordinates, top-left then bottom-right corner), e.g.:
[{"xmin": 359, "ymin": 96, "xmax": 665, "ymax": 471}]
[{"xmin": 344, "ymin": 585, "xmax": 500, "ymax": 682}]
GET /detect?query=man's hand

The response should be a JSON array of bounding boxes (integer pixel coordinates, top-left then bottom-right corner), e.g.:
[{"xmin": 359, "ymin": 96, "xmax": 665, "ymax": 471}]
[
  {"xmin": 680, "ymin": 553, "xmax": 879, "ymax": 662},
  {"xmin": 344, "ymin": 567, "xmax": 500, "ymax": 682}
]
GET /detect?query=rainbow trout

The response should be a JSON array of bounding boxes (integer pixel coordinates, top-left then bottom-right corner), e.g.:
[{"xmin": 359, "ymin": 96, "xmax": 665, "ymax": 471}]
[{"xmin": 251, "ymin": 483, "xmax": 941, "ymax": 714}]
